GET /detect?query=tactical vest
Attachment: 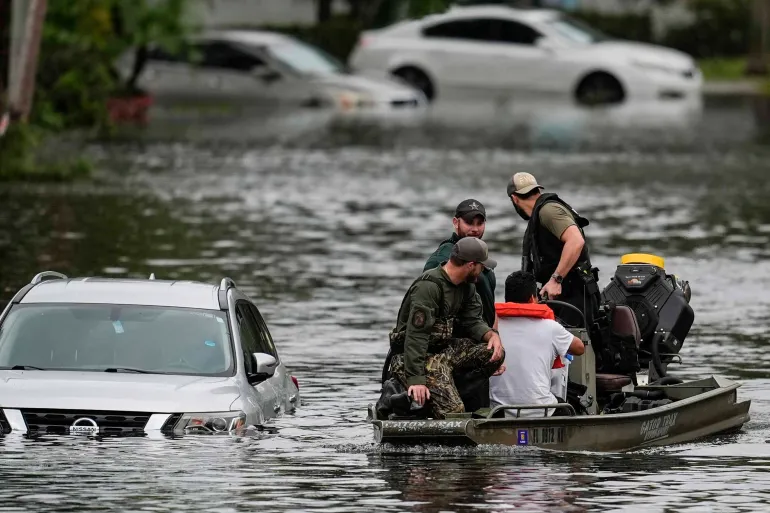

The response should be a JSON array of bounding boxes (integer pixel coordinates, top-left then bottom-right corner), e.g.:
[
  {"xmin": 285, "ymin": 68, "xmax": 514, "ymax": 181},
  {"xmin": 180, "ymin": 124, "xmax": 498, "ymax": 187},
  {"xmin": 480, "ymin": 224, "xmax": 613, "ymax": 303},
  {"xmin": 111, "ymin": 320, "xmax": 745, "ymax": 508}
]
[
  {"xmin": 522, "ymin": 193, "xmax": 592, "ymax": 285},
  {"xmin": 388, "ymin": 273, "xmax": 473, "ymax": 354}
]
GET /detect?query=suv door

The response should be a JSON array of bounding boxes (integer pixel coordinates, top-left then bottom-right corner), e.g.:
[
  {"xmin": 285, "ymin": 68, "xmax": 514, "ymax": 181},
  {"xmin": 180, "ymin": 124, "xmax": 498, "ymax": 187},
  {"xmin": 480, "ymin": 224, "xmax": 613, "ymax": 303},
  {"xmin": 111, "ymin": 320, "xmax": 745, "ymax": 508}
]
[
  {"xmin": 235, "ymin": 301, "xmax": 279, "ymax": 422},
  {"xmin": 246, "ymin": 304, "xmax": 293, "ymax": 413}
]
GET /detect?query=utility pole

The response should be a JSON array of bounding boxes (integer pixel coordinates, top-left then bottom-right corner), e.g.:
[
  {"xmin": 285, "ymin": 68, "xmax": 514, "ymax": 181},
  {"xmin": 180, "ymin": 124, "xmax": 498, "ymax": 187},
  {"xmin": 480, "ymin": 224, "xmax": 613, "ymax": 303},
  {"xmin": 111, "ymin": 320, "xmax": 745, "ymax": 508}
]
[{"xmin": 7, "ymin": 0, "xmax": 46, "ymax": 121}]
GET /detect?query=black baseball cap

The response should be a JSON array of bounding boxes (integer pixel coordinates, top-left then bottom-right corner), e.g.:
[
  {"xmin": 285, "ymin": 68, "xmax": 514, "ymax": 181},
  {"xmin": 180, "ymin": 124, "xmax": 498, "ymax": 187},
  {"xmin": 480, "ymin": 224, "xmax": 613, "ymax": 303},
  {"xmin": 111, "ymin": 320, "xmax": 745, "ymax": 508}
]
[
  {"xmin": 454, "ymin": 199, "xmax": 486, "ymax": 221},
  {"xmin": 451, "ymin": 237, "xmax": 497, "ymax": 270}
]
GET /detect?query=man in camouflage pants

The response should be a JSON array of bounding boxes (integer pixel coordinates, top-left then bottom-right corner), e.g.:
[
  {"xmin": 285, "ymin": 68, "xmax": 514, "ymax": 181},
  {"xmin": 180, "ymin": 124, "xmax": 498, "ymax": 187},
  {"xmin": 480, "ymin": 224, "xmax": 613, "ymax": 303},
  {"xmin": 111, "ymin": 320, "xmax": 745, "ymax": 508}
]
[{"xmin": 387, "ymin": 238, "xmax": 506, "ymax": 419}]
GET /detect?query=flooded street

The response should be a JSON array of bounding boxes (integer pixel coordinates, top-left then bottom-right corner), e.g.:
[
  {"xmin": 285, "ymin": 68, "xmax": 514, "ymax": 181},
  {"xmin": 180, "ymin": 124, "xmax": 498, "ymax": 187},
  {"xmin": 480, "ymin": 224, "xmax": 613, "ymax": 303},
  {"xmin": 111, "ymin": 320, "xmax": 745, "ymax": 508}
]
[{"xmin": 2, "ymin": 96, "xmax": 770, "ymax": 511}]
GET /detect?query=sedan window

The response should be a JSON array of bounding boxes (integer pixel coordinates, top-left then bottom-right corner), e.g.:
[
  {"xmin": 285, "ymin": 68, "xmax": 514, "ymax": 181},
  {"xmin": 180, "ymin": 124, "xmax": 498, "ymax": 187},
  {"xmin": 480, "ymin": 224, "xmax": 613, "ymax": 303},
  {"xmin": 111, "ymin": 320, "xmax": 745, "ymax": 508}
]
[
  {"xmin": 0, "ymin": 304, "xmax": 234, "ymax": 376},
  {"xmin": 423, "ymin": 18, "xmax": 542, "ymax": 46},
  {"xmin": 197, "ymin": 41, "xmax": 266, "ymax": 71},
  {"xmin": 545, "ymin": 15, "xmax": 609, "ymax": 44},
  {"xmin": 267, "ymin": 41, "xmax": 345, "ymax": 76},
  {"xmin": 422, "ymin": 18, "xmax": 494, "ymax": 41}
]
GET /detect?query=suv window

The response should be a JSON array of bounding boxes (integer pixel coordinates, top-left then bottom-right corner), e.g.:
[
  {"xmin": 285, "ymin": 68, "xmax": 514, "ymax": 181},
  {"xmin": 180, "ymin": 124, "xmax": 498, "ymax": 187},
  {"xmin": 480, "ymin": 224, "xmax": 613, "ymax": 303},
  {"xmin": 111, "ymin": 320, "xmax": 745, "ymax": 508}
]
[
  {"xmin": 247, "ymin": 305, "xmax": 278, "ymax": 359},
  {"xmin": 197, "ymin": 41, "xmax": 265, "ymax": 71},
  {"xmin": 422, "ymin": 18, "xmax": 541, "ymax": 45},
  {"xmin": 235, "ymin": 301, "xmax": 262, "ymax": 374}
]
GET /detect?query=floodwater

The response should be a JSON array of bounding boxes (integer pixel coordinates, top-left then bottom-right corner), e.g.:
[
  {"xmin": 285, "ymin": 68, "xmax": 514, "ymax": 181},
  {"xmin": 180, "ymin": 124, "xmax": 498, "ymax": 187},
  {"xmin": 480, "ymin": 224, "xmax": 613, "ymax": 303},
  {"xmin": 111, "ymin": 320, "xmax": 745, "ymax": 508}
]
[{"xmin": 2, "ymin": 95, "xmax": 770, "ymax": 512}]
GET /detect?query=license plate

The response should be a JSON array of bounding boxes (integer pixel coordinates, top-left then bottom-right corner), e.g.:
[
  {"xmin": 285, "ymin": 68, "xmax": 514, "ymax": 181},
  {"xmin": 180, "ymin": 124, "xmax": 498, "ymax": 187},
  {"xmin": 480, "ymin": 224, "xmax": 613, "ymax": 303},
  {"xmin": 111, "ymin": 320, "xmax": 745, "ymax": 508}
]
[{"xmin": 531, "ymin": 427, "xmax": 565, "ymax": 445}]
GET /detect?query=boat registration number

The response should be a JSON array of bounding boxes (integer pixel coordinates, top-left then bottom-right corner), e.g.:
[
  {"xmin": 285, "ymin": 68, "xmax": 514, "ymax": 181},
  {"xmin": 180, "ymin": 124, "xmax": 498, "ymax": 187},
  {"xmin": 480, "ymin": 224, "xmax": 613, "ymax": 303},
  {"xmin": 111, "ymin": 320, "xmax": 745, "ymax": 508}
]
[{"xmin": 530, "ymin": 427, "xmax": 565, "ymax": 445}]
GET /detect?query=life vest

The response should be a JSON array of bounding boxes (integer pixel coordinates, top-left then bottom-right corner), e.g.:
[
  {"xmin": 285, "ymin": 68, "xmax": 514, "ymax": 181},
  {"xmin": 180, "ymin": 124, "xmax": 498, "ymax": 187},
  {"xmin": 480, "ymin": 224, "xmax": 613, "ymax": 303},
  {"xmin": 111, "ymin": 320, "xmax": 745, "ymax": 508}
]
[
  {"xmin": 521, "ymin": 193, "xmax": 592, "ymax": 285},
  {"xmin": 494, "ymin": 302, "xmax": 566, "ymax": 369}
]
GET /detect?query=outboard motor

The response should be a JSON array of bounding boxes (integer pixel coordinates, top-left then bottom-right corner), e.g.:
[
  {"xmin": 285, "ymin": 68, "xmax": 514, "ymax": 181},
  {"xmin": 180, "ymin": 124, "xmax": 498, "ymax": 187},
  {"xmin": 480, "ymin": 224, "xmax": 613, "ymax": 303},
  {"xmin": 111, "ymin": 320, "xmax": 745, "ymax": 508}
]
[{"xmin": 601, "ymin": 254, "xmax": 693, "ymax": 375}]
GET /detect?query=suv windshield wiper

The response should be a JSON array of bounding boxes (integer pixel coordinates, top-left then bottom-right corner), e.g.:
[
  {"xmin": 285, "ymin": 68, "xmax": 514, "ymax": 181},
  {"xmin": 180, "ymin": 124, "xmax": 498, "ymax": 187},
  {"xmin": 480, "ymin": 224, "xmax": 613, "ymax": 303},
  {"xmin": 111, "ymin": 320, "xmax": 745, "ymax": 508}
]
[
  {"xmin": 104, "ymin": 367, "xmax": 157, "ymax": 374},
  {"xmin": 9, "ymin": 365, "xmax": 46, "ymax": 370}
]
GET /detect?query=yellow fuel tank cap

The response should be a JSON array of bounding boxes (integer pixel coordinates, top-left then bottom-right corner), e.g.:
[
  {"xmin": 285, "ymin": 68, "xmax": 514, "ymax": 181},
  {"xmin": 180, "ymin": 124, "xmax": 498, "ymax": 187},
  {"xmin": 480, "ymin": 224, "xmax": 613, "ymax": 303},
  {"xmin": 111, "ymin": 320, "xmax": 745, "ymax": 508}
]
[{"xmin": 620, "ymin": 253, "xmax": 665, "ymax": 268}]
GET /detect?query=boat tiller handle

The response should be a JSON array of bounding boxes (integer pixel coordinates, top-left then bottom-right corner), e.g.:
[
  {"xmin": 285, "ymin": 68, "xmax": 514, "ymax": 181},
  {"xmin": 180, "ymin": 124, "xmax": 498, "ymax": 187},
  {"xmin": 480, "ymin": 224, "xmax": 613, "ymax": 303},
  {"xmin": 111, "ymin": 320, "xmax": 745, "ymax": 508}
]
[{"xmin": 487, "ymin": 403, "xmax": 577, "ymax": 418}]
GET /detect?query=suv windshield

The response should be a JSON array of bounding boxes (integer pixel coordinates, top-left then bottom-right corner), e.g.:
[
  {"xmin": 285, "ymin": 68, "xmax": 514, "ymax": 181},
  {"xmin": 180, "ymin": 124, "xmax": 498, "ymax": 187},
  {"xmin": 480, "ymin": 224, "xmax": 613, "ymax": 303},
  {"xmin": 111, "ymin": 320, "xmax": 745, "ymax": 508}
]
[
  {"xmin": 0, "ymin": 304, "xmax": 234, "ymax": 376},
  {"xmin": 545, "ymin": 15, "xmax": 610, "ymax": 44},
  {"xmin": 267, "ymin": 40, "xmax": 345, "ymax": 75}
]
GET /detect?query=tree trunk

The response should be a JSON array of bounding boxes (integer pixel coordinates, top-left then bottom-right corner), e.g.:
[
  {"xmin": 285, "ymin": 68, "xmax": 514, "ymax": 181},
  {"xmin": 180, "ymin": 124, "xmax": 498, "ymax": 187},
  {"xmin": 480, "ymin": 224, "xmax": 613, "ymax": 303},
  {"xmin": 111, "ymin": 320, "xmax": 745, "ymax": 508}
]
[
  {"xmin": 317, "ymin": 0, "xmax": 333, "ymax": 23},
  {"xmin": 747, "ymin": 0, "xmax": 770, "ymax": 75},
  {"xmin": 0, "ymin": 0, "xmax": 10, "ymax": 100}
]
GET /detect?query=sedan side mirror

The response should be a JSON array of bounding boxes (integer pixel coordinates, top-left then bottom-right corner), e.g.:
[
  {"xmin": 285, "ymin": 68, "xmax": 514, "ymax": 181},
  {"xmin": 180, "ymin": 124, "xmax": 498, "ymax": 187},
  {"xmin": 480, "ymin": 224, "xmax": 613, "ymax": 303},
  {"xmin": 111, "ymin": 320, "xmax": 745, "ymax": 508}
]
[
  {"xmin": 251, "ymin": 65, "xmax": 282, "ymax": 84},
  {"xmin": 535, "ymin": 37, "xmax": 557, "ymax": 52}
]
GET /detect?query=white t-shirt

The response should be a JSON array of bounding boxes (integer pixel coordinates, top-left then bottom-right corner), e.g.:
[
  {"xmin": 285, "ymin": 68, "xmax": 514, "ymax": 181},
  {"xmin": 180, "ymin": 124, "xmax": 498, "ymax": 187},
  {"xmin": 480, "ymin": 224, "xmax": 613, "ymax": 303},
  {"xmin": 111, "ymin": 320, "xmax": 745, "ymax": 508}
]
[{"xmin": 489, "ymin": 317, "xmax": 574, "ymax": 418}]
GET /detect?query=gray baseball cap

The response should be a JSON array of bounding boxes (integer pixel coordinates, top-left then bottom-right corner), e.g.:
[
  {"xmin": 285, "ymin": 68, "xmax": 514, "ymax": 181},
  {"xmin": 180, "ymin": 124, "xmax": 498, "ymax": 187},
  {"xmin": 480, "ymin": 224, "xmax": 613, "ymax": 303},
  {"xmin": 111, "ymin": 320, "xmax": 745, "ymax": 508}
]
[{"xmin": 451, "ymin": 237, "xmax": 497, "ymax": 270}]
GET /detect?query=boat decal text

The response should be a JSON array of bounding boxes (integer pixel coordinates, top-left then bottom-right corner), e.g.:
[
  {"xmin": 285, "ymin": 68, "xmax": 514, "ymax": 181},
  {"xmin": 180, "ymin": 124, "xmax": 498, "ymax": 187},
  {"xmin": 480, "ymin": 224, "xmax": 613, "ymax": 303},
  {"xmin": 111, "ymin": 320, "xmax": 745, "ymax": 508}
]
[{"xmin": 640, "ymin": 412, "xmax": 678, "ymax": 441}]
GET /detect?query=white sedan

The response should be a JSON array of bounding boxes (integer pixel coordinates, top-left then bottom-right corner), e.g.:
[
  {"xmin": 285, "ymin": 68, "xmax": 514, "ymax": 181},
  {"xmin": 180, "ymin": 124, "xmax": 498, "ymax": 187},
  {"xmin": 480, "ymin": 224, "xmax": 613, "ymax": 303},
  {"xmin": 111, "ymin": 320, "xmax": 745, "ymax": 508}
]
[
  {"xmin": 349, "ymin": 5, "xmax": 702, "ymax": 105},
  {"xmin": 123, "ymin": 30, "xmax": 426, "ymax": 115}
]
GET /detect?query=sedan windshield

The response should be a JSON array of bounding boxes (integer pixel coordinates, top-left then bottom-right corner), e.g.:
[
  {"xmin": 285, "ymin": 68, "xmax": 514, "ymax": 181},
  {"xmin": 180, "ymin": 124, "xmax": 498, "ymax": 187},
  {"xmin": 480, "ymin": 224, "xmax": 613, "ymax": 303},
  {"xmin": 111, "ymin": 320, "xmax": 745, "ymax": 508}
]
[
  {"xmin": 545, "ymin": 15, "xmax": 610, "ymax": 44},
  {"xmin": 0, "ymin": 304, "xmax": 233, "ymax": 376},
  {"xmin": 268, "ymin": 41, "xmax": 345, "ymax": 75}
]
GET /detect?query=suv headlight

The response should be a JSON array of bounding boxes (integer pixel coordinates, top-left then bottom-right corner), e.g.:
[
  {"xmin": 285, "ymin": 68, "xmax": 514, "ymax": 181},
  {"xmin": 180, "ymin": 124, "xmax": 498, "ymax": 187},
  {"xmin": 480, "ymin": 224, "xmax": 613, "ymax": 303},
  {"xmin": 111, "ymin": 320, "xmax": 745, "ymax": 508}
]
[{"xmin": 173, "ymin": 411, "xmax": 247, "ymax": 435}]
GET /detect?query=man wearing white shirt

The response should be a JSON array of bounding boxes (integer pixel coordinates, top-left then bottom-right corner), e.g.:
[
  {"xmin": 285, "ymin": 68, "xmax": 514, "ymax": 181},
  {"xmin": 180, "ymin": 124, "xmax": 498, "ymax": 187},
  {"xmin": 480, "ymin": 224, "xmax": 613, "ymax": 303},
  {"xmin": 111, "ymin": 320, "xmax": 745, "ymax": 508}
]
[{"xmin": 490, "ymin": 271, "xmax": 585, "ymax": 417}]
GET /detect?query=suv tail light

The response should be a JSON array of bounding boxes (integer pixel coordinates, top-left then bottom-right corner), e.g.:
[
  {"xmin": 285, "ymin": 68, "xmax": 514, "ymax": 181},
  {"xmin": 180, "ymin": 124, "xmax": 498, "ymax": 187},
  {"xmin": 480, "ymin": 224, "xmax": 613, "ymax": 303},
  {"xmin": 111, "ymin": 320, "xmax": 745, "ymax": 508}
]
[{"xmin": 291, "ymin": 376, "xmax": 299, "ymax": 390}]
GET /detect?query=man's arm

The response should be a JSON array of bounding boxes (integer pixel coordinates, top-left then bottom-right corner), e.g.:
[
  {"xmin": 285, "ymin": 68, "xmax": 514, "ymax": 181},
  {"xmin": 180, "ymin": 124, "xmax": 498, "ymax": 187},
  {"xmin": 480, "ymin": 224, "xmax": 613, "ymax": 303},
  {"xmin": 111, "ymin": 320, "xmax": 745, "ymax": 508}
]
[
  {"xmin": 403, "ymin": 282, "xmax": 442, "ymax": 387},
  {"xmin": 423, "ymin": 242, "xmax": 453, "ymax": 272},
  {"xmin": 554, "ymin": 226, "xmax": 585, "ymax": 279},
  {"xmin": 553, "ymin": 321, "xmax": 584, "ymax": 356}
]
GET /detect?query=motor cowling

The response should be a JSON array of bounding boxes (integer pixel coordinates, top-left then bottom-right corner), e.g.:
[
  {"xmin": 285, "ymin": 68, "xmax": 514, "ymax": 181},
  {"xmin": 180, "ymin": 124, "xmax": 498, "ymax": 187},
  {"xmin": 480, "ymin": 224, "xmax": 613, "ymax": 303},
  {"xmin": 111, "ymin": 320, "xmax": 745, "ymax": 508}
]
[{"xmin": 601, "ymin": 254, "xmax": 693, "ymax": 362}]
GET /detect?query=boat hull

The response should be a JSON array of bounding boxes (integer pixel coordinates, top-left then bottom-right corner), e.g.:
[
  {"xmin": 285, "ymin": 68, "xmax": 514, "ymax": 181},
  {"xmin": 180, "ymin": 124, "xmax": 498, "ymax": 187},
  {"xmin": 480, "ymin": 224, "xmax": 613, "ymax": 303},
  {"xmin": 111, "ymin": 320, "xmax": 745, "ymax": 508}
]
[{"xmin": 370, "ymin": 377, "xmax": 751, "ymax": 452}]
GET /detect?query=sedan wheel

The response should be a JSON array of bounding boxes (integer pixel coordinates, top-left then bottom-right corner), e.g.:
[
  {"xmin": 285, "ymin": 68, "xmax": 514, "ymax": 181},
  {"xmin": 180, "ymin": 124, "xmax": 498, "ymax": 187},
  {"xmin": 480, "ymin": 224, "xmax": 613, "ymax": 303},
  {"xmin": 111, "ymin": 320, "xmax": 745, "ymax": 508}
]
[
  {"xmin": 576, "ymin": 72, "xmax": 625, "ymax": 106},
  {"xmin": 392, "ymin": 67, "xmax": 435, "ymax": 102}
]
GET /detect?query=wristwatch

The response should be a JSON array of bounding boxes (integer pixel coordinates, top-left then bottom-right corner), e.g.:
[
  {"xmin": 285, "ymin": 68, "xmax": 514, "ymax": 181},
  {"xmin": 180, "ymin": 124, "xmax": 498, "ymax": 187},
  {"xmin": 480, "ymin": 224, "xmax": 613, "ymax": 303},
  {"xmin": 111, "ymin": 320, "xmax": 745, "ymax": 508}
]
[{"xmin": 551, "ymin": 273, "xmax": 563, "ymax": 284}]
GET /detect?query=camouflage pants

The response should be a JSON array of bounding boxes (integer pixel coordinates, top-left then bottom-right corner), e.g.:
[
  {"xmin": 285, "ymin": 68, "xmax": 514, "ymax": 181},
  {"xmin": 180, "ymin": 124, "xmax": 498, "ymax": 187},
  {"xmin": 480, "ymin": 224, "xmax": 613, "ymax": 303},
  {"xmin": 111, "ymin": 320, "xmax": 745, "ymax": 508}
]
[{"xmin": 389, "ymin": 338, "xmax": 503, "ymax": 419}]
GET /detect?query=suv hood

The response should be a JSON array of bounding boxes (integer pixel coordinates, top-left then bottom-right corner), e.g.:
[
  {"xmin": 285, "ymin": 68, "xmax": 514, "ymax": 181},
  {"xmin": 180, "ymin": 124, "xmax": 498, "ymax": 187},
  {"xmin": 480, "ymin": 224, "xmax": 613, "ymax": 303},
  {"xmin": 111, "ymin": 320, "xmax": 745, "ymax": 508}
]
[{"xmin": 0, "ymin": 371, "xmax": 240, "ymax": 412}]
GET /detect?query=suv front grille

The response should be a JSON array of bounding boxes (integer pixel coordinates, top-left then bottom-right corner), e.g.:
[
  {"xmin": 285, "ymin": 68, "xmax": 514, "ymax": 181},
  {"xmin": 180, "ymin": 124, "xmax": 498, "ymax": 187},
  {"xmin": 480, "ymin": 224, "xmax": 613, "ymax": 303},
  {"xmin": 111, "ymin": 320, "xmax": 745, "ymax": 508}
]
[
  {"xmin": 0, "ymin": 410, "xmax": 11, "ymax": 435},
  {"xmin": 21, "ymin": 409, "xmax": 151, "ymax": 437}
]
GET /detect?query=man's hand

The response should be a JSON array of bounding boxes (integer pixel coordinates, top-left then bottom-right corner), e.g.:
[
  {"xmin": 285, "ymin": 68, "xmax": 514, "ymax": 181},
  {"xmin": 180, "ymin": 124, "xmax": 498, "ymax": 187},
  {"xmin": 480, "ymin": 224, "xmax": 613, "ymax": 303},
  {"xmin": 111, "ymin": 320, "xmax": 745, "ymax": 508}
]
[
  {"xmin": 487, "ymin": 332, "xmax": 504, "ymax": 362},
  {"xmin": 492, "ymin": 364, "xmax": 506, "ymax": 376},
  {"xmin": 540, "ymin": 278, "xmax": 562, "ymax": 300},
  {"xmin": 407, "ymin": 385, "xmax": 431, "ymax": 406}
]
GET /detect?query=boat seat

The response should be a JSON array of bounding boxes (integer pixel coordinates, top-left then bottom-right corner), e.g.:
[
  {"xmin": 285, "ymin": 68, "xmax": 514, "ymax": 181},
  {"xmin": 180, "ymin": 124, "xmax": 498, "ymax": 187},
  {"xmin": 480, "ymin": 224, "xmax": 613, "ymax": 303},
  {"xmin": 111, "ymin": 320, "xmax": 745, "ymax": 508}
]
[
  {"xmin": 611, "ymin": 305, "xmax": 641, "ymax": 348},
  {"xmin": 596, "ymin": 373, "xmax": 633, "ymax": 393}
]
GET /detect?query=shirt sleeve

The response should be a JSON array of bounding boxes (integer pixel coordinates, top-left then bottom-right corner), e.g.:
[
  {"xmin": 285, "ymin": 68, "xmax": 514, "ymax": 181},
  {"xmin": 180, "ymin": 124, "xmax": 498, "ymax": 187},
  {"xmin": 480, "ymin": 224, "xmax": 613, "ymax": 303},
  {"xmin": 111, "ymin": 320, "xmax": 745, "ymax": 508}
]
[
  {"xmin": 403, "ymin": 281, "xmax": 442, "ymax": 387},
  {"xmin": 423, "ymin": 242, "xmax": 453, "ymax": 272},
  {"xmin": 539, "ymin": 203, "xmax": 576, "ymax": 240},
  {"xmin": 551, "ymin": 320, "xmax": 574, "ymax": 357},
  {"xmin": 456, "ymin": 286, "xmax": 493, "ymax": 342}
]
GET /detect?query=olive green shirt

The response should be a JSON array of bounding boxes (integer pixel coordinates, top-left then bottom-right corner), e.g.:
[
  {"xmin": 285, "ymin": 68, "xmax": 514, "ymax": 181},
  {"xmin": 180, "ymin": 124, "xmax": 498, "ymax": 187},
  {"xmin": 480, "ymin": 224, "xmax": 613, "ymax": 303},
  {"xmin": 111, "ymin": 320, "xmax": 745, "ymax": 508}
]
[
  {"xmin": 396, "ymin": 266, "xmax": 492, "ymax": 386},
  {"xmin": 539, "ymin": 203, "xmax": 576, "ymax": 239}
]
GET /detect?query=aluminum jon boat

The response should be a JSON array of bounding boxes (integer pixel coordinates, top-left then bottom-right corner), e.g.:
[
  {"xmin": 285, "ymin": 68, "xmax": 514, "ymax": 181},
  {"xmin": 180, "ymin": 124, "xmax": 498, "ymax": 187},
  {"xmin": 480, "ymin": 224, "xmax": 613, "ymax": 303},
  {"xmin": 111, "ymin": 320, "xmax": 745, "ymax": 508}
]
[{"xmin": 367, "ymin": 375, "xmax": 750, "ymax": 452}]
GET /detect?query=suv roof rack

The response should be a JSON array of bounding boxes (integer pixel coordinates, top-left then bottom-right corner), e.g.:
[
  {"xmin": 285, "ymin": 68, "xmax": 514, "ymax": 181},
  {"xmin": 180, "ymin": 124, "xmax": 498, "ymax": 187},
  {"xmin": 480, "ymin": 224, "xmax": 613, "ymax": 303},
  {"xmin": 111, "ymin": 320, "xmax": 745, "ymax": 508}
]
[
  {"xmin": 218, "ymin": 277, "xmax": 236, "ymax": 310},
  {"xmin": 30, "ymin": 271, "xmax": 68, "ymax": 285}
]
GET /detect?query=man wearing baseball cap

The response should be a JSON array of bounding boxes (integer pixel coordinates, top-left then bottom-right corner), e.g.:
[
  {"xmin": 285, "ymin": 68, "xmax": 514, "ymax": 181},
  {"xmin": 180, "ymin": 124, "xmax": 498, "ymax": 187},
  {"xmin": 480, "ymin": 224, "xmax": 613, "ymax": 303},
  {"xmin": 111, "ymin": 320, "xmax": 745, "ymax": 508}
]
[
  {"xmin": 425, "ymin": 199, "xmax": 497, "ymax": 329},
  {"xmin": 379, "ymin": 237, "xmax": 505, "ymax": 419},
  {"xmin": 506, "ymin": 172, "xmax": 601, "ymax": 330},
  {"xmin": 423, "ymin": 199, "xmax": 499, "ymax": 412}
]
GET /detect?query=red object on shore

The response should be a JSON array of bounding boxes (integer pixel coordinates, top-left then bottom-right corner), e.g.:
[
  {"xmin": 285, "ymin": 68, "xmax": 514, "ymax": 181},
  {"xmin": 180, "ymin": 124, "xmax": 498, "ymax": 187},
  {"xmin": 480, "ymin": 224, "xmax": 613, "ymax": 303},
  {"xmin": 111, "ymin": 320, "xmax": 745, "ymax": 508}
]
[{"xmin": 106, "ymin": 94, "xmax": 153, "ymax": 124}]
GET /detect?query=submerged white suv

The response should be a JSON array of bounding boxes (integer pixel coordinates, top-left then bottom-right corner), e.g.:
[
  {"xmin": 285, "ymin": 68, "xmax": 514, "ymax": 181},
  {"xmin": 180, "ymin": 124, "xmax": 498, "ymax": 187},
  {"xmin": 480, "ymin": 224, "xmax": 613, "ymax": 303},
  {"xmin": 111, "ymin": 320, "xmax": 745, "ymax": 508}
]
[{"xmin": 0, "ymin": 272, "xmax": 300, "ymax": 437}]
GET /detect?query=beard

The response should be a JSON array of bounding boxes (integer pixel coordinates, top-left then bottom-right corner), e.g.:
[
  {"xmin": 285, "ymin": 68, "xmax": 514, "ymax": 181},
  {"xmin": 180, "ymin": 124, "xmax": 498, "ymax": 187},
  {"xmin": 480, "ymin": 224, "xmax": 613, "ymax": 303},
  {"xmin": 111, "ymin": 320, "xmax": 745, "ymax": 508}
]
[
  {"xmin": 457, "ymin": 225, "xmax": 484, "ymax": 239},
  {"xmin": 513, "ymin": 202, "xmax": 530, "ymax": 221}
]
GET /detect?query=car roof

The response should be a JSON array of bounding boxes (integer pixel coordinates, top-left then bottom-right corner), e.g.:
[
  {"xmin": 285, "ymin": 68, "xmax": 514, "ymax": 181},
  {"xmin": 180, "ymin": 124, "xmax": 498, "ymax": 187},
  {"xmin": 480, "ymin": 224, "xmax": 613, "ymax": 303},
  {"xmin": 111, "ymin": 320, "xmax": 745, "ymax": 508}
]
[
  {"xmin": 432, "ymin": 6, "xmax": 560, "ymax": 24},
  {"xmin": 199, "ymin": 29, "xmax": 298, "ymax": 47},
  {"xmin": 19, "ymin": 278, "xmax": 223, "ymax": 310}
]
